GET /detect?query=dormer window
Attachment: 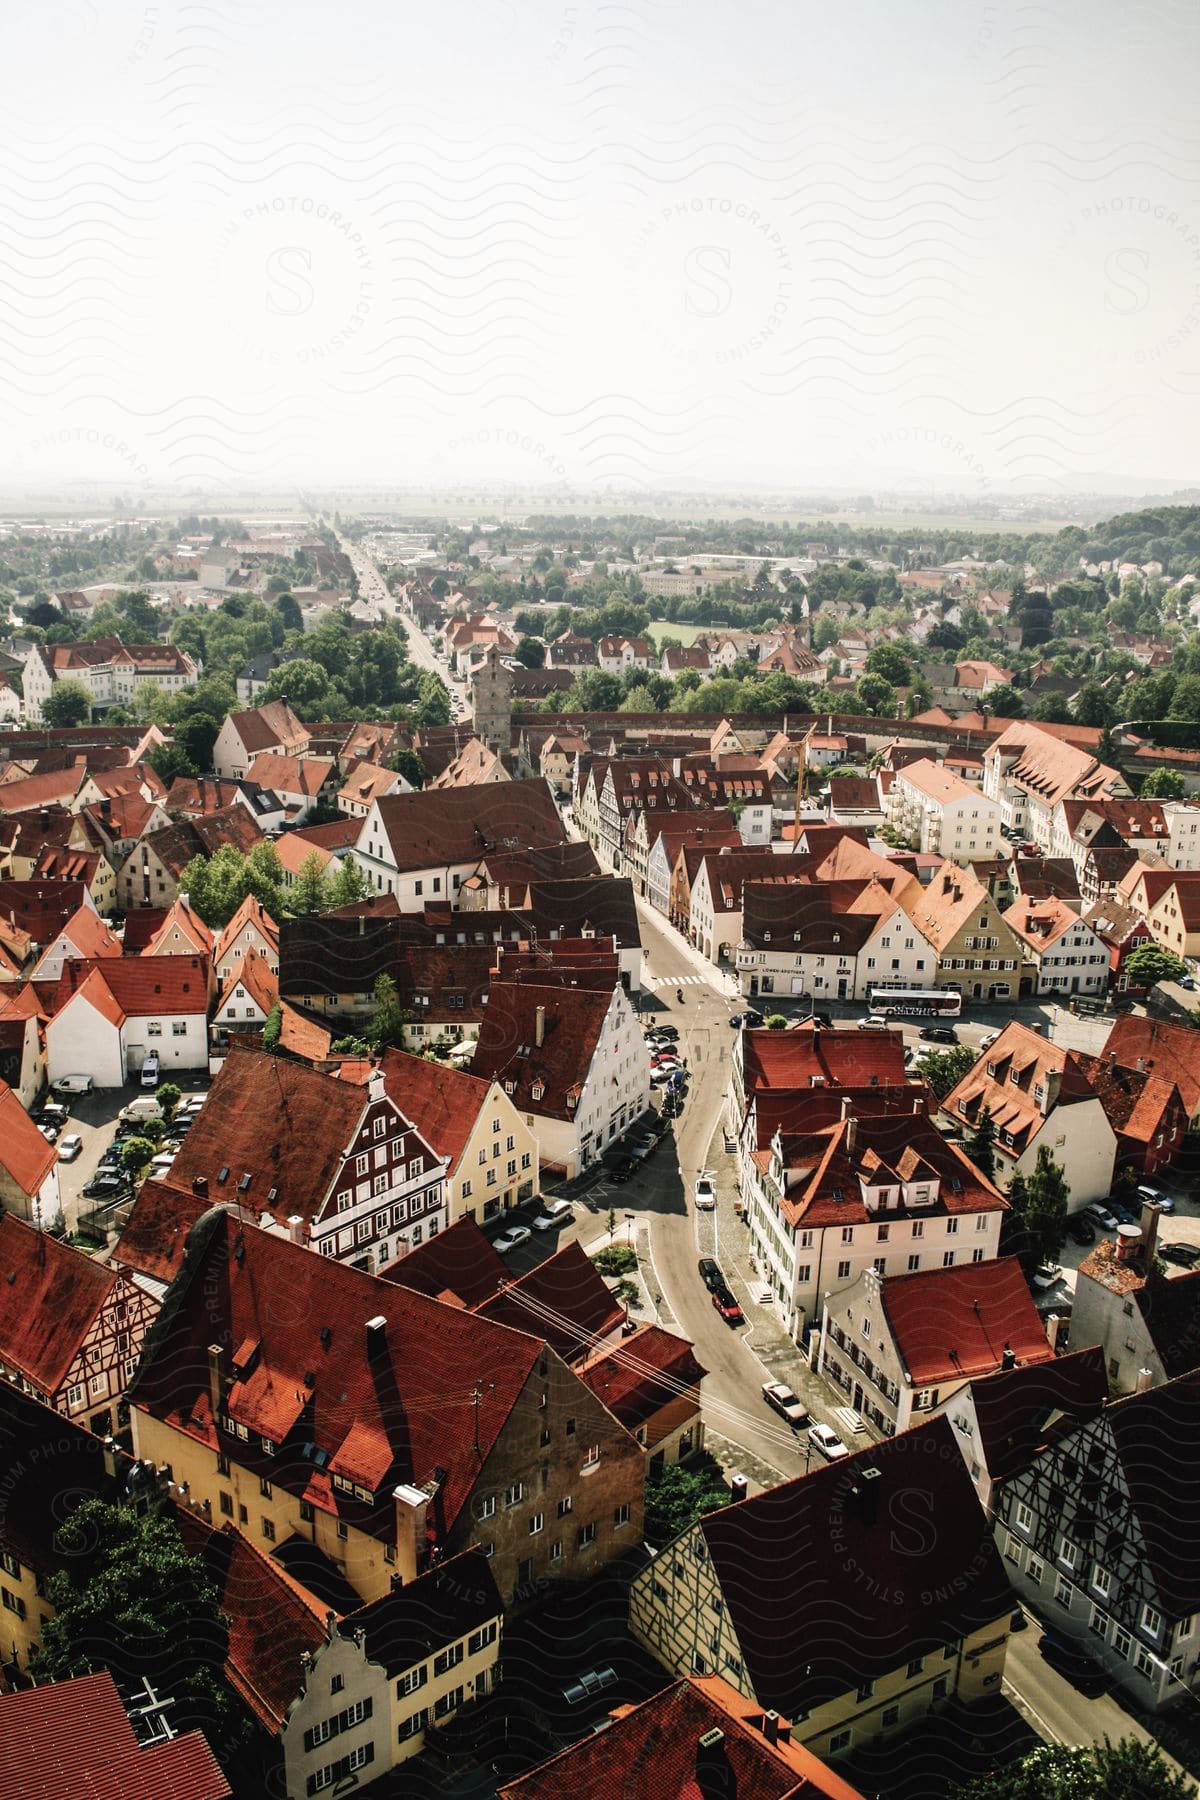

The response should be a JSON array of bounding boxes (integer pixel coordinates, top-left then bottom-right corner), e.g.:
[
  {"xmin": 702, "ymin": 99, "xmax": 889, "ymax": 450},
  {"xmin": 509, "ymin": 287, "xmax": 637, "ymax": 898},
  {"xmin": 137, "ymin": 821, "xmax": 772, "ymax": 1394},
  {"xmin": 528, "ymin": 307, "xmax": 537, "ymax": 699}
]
[{"xmin": 531, "ymin": 1080, "xmax": 545, "ymax": 1101}]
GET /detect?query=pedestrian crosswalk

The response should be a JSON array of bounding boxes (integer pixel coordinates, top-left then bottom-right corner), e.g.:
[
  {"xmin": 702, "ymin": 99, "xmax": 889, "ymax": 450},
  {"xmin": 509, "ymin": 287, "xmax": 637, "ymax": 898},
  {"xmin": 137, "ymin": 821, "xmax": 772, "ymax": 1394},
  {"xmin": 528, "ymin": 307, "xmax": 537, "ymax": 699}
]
[{"xmin": 643, "ymin": 973, "xmax": 710, "ymax": 989}]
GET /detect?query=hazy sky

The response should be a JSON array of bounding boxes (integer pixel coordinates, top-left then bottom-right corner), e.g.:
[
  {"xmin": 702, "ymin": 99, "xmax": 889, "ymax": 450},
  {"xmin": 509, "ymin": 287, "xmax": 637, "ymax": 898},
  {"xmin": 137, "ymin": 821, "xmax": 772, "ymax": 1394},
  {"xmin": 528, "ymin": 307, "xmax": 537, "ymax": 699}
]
[{"xmin": 4, "ymin": 0, "xmax": 1200, "ymax": 498}]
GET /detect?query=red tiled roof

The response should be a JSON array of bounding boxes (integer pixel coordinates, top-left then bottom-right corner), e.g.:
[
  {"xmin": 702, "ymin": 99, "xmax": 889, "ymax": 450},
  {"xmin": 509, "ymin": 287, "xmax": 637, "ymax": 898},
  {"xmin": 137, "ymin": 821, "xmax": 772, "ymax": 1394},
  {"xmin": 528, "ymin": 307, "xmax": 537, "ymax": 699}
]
[
  {"xmin": 277, "ymin": 1003, "xmax": 332, "ymax": 1062},
  {"xmin": 0, "ymin": 879, "xmax": 90, "ymax": 946},
  {"xmin": 0, "ymin": 1213, "xmax": 117, "ymax": 1392},
  {"xmin": 741, "ymin": 1026, "xmax": 908, "ymax": 1098},
  {"xmin": 53, "ymin": 953, "xmax": 209, "ymax": 1018},
  {"xmin": 377, "ymin": 1215, "xmax": 507, "ymax": 1308},
  {"xmin": 968, "ymin": 1345, "xmax": 1108, "ymax": 1483},
  {"xmin": 878, "ymin": 1256, "xmax": 1053, "ymax": 1386},
  {"xmin": 173, "ymin": 1513, "xmax": 325, "ymax": 1732},
  {"xmin": 476, "ymin": 1241, "xmax": 627, "ymax": 1361},
  {"xmin": 0, "ymin": 1080, "xmax": 59, "ymax": 1198},
  {"xmin": 113, "ymin": 1180, "xmax": 211, "ymax": 1286},
  {"xmin": 470, "ymin": 980, "xmax": 615, "ymax": 1119},
  {"xmin": 217, "ymin": 950, "xmax": 278, "ymax": 1018},
  {"xmin": 578, "ymin": 1322, "xmax": 707, "ymax": 1424},
  {"xmin": 699, "ymin": 1417, "xmax": 1013, "ymax": 1714},
  {"xmin": 0, "ymin": 1670, "xmax": 230, "ymax": 1800},
  {"xmin": 1103, "ymin": 1015, "xmax": 1200, "ymax": 1115},
  {"xmin": 246, "ymin": 752, "xmax": 336, "ymax": 798},
  {"xmin": 227, "ymin": 701, "xmax": 308, "ymax": 755},
  {"xmin": 132, "ymin": 1212, "xmax": 543, "ymax": 1542},
  {"xmin": 377, "ymin": 1047, "xmax": 492, "ymax": 1174},
  {"xmin": 214, "ymin": 893, "xmax": 280, "ymax": 962},
  {"xmin": 369, "ymin": 779, "xmax": 566, "ymax": 873},
  {"xmin": 499, "ymin": 1674, "xmax": 866, "ymax": 1800}
]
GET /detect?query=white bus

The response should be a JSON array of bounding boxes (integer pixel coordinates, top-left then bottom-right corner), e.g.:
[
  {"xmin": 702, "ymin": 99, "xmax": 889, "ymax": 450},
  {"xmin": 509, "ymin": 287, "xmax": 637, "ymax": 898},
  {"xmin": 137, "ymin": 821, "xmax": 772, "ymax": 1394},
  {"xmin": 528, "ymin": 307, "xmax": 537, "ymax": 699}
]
[{"xmin": 866, "ymin": 986, "xmax": 963, "ymax": 1020}]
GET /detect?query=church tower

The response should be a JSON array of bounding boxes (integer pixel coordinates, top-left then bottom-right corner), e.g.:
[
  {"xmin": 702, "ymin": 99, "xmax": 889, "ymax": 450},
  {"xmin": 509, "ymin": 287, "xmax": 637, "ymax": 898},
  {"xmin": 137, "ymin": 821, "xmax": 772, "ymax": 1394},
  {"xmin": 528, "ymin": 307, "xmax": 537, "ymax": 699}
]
[{"xmin": 470, "ymin": 645, "xmax": 513, "ymax": 753}]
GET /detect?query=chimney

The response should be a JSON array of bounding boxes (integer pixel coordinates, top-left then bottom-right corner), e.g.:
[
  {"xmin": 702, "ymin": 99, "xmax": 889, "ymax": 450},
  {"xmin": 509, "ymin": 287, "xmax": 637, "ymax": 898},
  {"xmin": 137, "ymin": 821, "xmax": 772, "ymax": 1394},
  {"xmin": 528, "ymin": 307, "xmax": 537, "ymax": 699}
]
[
  {"xmin": 192, "ymin": 1175, "xmax": 208, "ymax": 1198},
  {"xmin": 368, "ymin": 1066, "xmax": 385, "ymax": 1104},
  {"xmin": 207, "ymin": 1343, "xmax": 226, "ymax": 1419},
  {"xmin": 288, "ymin": 1214, "xmax": 305, "ymax": 1245},
  {"xmin": 392, "ymin": 1482, "xmax": 430, "ymax": 1582},
  {"xmin": 366, "ymin": 1314, "xmax": 388, "ymax": 1358},
  {"xmin": 1135, "ymin": 1367, "xmax": 1154, "ymax": 1394},
  {"xmin": 1115, "ymin": 1223, "xmax": 1142, "ymax": 1263},
  {"xmin": 39, "ymin": 807, "xmax": 49, "ymax": 829},
  {"xmin": 1001, "ymin": 1343, "xmax": 1016, "ymax": 1370},
  {"xmin": 762, "ymin": 1712, "xmax": 778, "ymax": 1745},
  {"xmin": 1041, "ymin": 1068, "xmax": 1062, "ymax": 1115},
  {"xmin": 844, "ymin": 1114, "xmax": 857, "ymax": 1158},
  {"xmin": 535, "ymin": 1004, "xmax": 546, "ymax": 1048},
  {"xmin": 1140, "ymin": 1199, "xmax": 1162, "ymax": 1264},
  {"xmin": 1136, "ymin": 1057, "xmax": 1146, "ymax": 1073},
  {"xmin": 1045, "ymin": 1312, "xmax": 1064, "ymax": 1353}
]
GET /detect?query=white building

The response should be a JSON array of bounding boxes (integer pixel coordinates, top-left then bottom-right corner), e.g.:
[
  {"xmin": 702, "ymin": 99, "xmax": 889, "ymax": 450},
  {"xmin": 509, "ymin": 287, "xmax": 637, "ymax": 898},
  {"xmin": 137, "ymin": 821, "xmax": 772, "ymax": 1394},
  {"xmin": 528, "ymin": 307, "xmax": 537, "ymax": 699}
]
[
  {"xmin": 884, "ymin": 757, "xmax": 1001, "ymax": 861},
  {"xmin": 1002, "ymin": 897, "xmax": 1110, "ymax": 999}
]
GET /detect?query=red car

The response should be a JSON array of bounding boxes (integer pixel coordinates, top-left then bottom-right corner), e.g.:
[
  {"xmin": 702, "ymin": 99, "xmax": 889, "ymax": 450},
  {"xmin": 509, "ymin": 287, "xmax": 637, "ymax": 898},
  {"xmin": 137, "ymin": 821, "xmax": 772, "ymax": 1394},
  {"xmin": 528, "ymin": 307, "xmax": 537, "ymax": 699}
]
[{"xmin": 711, "ymin": 1286, "xmax": 743, "ymax": 1324}]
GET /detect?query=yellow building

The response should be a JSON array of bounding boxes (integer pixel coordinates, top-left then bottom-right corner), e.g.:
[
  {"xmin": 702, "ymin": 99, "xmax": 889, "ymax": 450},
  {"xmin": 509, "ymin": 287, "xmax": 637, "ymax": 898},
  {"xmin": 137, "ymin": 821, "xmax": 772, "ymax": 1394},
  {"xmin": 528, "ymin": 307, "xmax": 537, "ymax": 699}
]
[
  {"xmin": 377, "ymin": 1047, "xmax": 539, "ymax": 1223},
  {"xmin": 629, "ymin": 1415, "xmax": 1013, "ymax": 1767}
]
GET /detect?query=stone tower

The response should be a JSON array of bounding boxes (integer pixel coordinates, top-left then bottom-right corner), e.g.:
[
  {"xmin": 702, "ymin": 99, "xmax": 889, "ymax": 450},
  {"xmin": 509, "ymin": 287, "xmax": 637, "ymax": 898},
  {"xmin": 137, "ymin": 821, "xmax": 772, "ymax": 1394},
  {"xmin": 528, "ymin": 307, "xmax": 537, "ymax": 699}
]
[{"xmin": 470, "ymin": 645, "xmax": 513, "ymax": 753}]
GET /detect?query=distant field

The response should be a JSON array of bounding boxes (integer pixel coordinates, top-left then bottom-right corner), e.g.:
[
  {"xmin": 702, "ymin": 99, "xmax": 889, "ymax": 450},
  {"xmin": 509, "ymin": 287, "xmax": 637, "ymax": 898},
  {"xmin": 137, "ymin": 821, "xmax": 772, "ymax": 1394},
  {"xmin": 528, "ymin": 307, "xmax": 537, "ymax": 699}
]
[{"xmin": 646, "ymin": 620, "xmax": 714, "ymax": 647}]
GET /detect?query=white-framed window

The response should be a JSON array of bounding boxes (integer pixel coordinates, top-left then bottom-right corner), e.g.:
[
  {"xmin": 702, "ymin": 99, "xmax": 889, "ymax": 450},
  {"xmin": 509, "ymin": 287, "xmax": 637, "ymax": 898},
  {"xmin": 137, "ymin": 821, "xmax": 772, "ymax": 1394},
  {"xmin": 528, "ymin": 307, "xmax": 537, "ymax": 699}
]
[
  {"xmin": 1142, "ymin": 1602, "xmax": 1164, "ymax": 1638},
  {"xmin": 1015, "ymin": 1502, "xmax": 1033, "ymax": 1533}
]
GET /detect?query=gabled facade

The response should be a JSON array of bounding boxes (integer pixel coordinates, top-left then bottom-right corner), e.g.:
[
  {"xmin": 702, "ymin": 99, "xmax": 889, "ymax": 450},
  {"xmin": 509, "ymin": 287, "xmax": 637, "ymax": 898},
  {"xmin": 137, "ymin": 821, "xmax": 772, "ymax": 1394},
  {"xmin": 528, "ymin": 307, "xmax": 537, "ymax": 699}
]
[
  {"xmin": 212, "ymin": 701, "xmax": 309, "ymax": 780},
  {"xmin": 0, "ymin": 1212, "xmax": 155, "ymax": 1437},
  {"xmin": 1001, "ymin": 896, "xmax": 1108, "ymax": 999},
  {"xmin": 630, "ymin": 1417, "xmax": 1013, "ymax": 1768},
  {"xmin": 130, "ymin": 1213, "xmax": 646, "ymax": 1613},
  {"xmin": 994, "ymin": 1367, "xmax": 1200, "ymax": 1710},
  {"xmin": 376, "ymin": 1048, "xmax": 539, "ymax": 1225}
]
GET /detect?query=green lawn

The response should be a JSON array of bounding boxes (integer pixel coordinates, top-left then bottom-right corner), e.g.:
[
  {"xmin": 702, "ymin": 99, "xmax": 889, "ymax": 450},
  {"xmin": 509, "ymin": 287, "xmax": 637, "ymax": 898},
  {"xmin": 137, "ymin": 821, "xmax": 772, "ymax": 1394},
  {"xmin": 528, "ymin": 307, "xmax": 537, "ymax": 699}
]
[{"xmin": 646, "ymin": 620, "xmax": 715, "ymax": 648}]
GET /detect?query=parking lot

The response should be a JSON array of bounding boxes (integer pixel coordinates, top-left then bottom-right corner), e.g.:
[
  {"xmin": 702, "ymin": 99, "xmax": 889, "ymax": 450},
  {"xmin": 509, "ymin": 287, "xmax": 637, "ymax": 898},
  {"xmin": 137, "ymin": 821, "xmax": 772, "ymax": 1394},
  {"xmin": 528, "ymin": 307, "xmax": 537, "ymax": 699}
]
[{"xmin": 40, "ymin": 1076, "xmax": 210, "ymax": 1243}]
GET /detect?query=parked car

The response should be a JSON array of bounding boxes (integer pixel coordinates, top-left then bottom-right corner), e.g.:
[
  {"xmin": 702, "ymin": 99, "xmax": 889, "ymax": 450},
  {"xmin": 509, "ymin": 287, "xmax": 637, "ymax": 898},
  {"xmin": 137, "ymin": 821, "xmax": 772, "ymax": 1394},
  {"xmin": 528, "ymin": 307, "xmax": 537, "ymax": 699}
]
[
  {"xmin": 1032, "ymin": 1262, "xmax": 1062, "ymax": 1291},
  {"xmin": 857, "ymin": 1015, "xmax": 890, "ymax": 1031},
  {"xmin": 562, "ymin": 1666, "xmax": 618, "ymax": 1705},
  {"xmin": 36, "ymin": 1101, "xmax": 68, "ymax": 1125},
  {"xmin": 1065, "ymin": 1214, "xmax": 1096, "ymax": 1246},
  {"xmin": 711, "ymin": 1285, "xmax": 743, "ymax": 1323},
  {"xmin": 919, "ymin": 1025, "xmax": 957, "ymax": 1044},
  {"xmin": 119, "ymin": 1097, "xmax": 163, "ymax": 1124},
  {"xmin": 762, "ymin": 1381, "xmax": 809, "ymax": 1426},
  {"xmin": 1136, "ymin": 1183, "xmax": 1175, "ymax": 1214},
  {"xmin": 493, "ymin": 1226, "xmax": 532, "ymax": 1254},
  {"xmin": 140, "ymin": 1051, "xmax": 160, "ymax": 1089},
  {"xmin": 52, "ymin": 1073, "xmax": 93, "ymax": 1095},
  {"xmin": 83, "ymin": 1172, "xmax": 130, "ymax": 1199},
  {"xmin": 37, "ymin": 1122, "xmax": 59, "ymax": 1144},
  {"xmin": 808, "ymin": 1422, "xmax": 849, "ymax": 1462},
  {"xmin": 694, "ymin": 1173, "xmax": 716, "ymax": 1210},
  {"xmin": 1160, "ymin": 1242, "xmax": 1200, "ymax": 1268},
  {"xmin": 1181, "ymin": 976, "xmax": 1197, "ymax": 991},
  {"xmin": 697, "ymin": 1256, "xmax": 723, "ymax": 1290},
  {"xmin": 608, "ymin": 1156, "xmax": 638, "ymax": 1183},
  {"xmin": 57, "ymin": 1133, "xmax": 83, "ymax": 1162},
  {"xmin": 1084, "ymin": 1200, "xmax": 1119, "ymax": 1230},
  {"xmin": 533, "ymin": 1199, "xmax": 573, "ymax": 1230},
  {"xmin": 646, "ymin": 1025, "xmax": 678, "ymax": 1043},
  {"xmin": 978, "ymin": 1030, "xmax": 1000, "ymax": 1050},
  {"xmin": 1037, "ymin": 1631, "xmax": 1106, "ymax": 1696}
]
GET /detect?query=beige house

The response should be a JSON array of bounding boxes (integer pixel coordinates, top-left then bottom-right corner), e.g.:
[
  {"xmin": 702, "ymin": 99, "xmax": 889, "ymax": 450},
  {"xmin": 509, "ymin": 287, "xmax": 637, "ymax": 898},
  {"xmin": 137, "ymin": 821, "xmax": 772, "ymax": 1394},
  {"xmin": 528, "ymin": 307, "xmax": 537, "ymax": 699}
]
[
  {"xmin": 896, "ymin": 865, "xmax": 1027, "ymax": 1002},
  {"xmin": 376, "ymin": 1048, "xmax": 540, "ymax": 1224},
  {"xmin": 630, "ymin": 1416, "xmax": 1013, "ymax": 1769}
]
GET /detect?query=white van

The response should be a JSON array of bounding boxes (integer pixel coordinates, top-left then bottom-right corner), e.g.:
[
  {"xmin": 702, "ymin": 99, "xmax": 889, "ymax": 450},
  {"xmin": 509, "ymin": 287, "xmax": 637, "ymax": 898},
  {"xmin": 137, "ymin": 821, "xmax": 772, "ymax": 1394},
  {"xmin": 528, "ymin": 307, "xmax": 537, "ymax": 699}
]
[
  {"xmin": 140, "ymin": 1051, "xmax": 160, "ymax": 1089},
  {"xmin": 119, "ymin": 1096, "xmax": 164, "ymax": 1124}
]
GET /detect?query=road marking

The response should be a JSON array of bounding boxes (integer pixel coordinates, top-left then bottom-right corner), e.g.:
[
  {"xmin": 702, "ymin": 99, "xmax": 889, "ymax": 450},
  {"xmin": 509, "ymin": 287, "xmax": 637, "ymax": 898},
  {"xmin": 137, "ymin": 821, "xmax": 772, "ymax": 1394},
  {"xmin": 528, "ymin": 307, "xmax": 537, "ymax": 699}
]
[
  {"xmin": 1001, "ymin": 1675, "xmax": 1063, "ymax": 1745},
  {"xmin": 643, "ymin": 973, "xmax": 710, "ymax": 988}
]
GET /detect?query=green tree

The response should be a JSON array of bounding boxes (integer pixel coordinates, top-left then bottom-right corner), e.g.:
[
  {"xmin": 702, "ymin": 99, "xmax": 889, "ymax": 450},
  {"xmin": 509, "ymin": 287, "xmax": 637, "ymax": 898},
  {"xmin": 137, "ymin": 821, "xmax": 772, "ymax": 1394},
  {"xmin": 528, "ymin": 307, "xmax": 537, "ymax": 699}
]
[
  {"xmin": 918, "ymin": 1044, "xmax": 978, "ymax": 1100},
  {"xmin": 514, "ymin": 637, "xmax": 546, "ymax": 668},
  {"xmin": 147, "ymin": 742, "xmax": 196, "ymax": 784},
  {"xmin": 864, "ymin": 643, "xmax": 911, "ymax": 684},
  {"xmin": 42, "ymin": 679, "xmax": 92, "ymax": 726},
  {"xmin": 621, "ymin": 683, "xmax": 659, "ymax": 712},
  {"xmin": 1124, "ymin": 942, "xmax": 1189, "ymax": 987},
  {"xmin": 855, "ymin": 672, "xmax": 896, "ymax": 716},
  {"xmin": 644, "ymin": 1463, "xmax": 731, "ymax": 1549},
  {"xmin": 328, "ymin": 857, "xmax": 369, "ymax": 907},
  {"xmin": 33, "ymin": 1499, "xmax": 242, "ymax": 1757},
  {"xmin": 1140, "ymin": 766, "xmax": 1187, "ymax": 799},
  {"xmin": 156, "ymin": 1082, "xmax": 181, "ymax": 1121},
  {"xmin": 274, "ymin": 591, "xmax": 303, "ymax": 633},
  {"xmin": 959, "ymin": 1737, "xmax": 1196, "ymax": 1799},
  {"xmin": 364, "ymin": 973, "xmax": 408, "ymax": 1052},
  {"xmin": 290, "ymin": 850, "xmax": 333, "ymax": 916},
  {"xmin": 392, "ymin": 748, "xmax": 425, "ymax": 790},
  {"xmin": 120, "ymin": 1135, "xmax": 156, "ymax": 1179},
  {"xmin": 1169, "ymin": 675, "xmax": 1200, "ymax": 721},
  {"xmin": 263, "ymin": 657, "xmax": 331, "ymax": 713},
  {"xmin": 968, "ymin": 1105, "xmax": 997, "ymax": 1181},
  {"xmin": 1008, "ymin": 1145, "xmax": 1070, "ymax": 1265},
  {"xmin": 262, "ymin": 1003, "xmax": 282, "ymax": 1051},
  {"xmin": 765, "ymin": 1014, "xmax": 789, "ymax": 1029},
  {"xmin": 986, "ymin": 684, "xmax": 1026, "ymax": 717},
  {"xmin": 1074, "ymin": 682, "xmax": 1116, "ymax": 728}
]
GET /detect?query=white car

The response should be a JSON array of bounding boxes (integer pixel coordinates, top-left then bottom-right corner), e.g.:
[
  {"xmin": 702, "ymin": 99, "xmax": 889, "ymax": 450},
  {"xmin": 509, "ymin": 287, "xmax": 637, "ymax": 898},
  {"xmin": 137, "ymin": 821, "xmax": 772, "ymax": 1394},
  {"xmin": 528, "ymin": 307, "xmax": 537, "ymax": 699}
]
[
  {"xmin": 493, "ymin": 1226, "xmax": 531, "ymax": 1253},
  {"xmin": 57, "ymin": 1133, "xmax": 83, "ymax": 1162},
  {"xmin": 762, "ymin": 1381, "xmax": 809, "ymax": 1427},
  {"xmin": 533, "ymin": 1199, "xmax": 573, "ymax": 1230},
  {"xmin": 694, "ymin": 1173, "xmax": 716, "ymax": 1210},
  {"xmin": 979, "ymin": 1030, "xmax": 1000, "ymax": 1050},
  {"xmin": 808, "ymin": 1422, "xmax": 850, "ymax": 1462}
]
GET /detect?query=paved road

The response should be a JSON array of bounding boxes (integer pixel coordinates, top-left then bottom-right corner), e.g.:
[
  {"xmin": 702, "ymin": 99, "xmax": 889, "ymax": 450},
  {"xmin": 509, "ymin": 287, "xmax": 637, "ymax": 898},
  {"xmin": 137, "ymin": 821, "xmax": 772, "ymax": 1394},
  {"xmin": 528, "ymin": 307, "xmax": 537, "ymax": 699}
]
[
  {"xmin": 1004, "ymin": 1617, "xmax": 1192, "ymax": 1773},
  {"xmin": 334, "ymin": 531, "xmax": 469, "ymax": 710}
]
